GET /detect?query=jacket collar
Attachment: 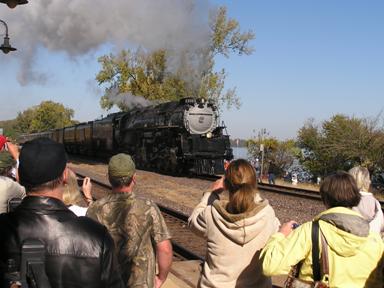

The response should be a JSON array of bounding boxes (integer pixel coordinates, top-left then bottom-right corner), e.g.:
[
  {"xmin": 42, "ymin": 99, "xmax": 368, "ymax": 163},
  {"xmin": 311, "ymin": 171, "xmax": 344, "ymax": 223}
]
[
  {"xmin": 213, "ymin": 198, "xmax": 268, "ymax": 222},
  {"xmin": 19, "ymin": 195, "xmax": 69, "ymax": 212},
  {"xmin": 316, "ymin": 207, "xmax": 370, "ymax": 237}
]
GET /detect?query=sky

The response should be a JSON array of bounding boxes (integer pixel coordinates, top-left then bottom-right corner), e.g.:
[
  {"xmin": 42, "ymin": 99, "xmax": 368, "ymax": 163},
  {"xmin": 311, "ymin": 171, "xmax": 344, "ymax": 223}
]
[{"xmin": 1, "ymin": 0, "xmax": 383, "ymax": 140}]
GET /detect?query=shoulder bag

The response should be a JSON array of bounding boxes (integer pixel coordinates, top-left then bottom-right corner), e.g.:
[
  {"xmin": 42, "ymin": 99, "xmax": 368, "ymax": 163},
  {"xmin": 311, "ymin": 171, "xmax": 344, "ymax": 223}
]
[{"xmin": 284, "ymin": 221, "xmax": 329, "ymax": 288}]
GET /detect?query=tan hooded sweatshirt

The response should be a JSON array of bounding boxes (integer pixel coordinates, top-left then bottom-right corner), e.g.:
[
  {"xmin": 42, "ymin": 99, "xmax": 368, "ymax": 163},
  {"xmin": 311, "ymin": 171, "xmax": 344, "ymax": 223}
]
[{"xmin": 188, "ymin": 191, "xmax": 280, "ymax": 288}]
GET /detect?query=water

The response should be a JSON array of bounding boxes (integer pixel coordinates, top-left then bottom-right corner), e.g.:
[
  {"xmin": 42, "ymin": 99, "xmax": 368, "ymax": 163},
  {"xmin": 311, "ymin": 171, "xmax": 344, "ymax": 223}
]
[
  {"xmin": 231, "ymin": 147, "xmax": 315, "ymax": 183},
  {"xmin": 232, "ymin": 146, "xmax": 249, "ymax": 160}
]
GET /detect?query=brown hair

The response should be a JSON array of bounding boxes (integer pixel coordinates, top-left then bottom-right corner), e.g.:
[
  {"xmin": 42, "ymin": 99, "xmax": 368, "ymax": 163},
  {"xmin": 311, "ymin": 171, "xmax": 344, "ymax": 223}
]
[
  {"xmin": 26, "ymin": 177, "xmax": 64, "ymax": 193},
  {"xmin": 109, "ymin": 175, "xmax": 134, "ymax": 189},
  {"xmin": 224, "ymin": 159, "xmax": 258, "ymax": 214},
  {"xmin": 320, "ymin": 171, "xmax": 361, "ymax": 208}
]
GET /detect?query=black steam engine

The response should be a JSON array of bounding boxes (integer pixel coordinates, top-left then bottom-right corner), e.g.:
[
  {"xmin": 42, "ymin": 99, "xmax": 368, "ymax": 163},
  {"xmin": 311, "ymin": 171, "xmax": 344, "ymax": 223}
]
[{"xmin": 19, "ymin": 98, "xmax": 233, "ymax": 175}]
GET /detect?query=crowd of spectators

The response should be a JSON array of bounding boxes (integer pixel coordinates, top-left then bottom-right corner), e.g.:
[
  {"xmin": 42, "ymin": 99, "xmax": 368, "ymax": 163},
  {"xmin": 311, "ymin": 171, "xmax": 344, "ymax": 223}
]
[
  {"xmin": 0, "ymin": 137, "xmax": 172, "ymax": 288},
  {"xmin": 0, "ymin": 134, "xmax": 383, "ymax": 288}
]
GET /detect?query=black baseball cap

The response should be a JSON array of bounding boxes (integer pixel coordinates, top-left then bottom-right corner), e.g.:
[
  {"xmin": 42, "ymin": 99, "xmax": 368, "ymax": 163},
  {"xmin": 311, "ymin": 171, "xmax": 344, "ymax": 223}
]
[{"xmin": 19, "ymin": 137, "xmax": 67, "ymax": 187}]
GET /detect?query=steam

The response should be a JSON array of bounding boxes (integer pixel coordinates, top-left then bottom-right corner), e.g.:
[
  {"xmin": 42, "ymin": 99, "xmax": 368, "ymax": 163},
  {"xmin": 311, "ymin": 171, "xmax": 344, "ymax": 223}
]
[
  {"xmin": 2, "ymin": 0, "xmax": 212, "ymax": 87},
  {"xmin": 17, "ymin": 46, "xmax": 48, "ymax": 85},
  {"xmin": 105, "ymin": 86, "xmax": 153, "ymax": 108}
]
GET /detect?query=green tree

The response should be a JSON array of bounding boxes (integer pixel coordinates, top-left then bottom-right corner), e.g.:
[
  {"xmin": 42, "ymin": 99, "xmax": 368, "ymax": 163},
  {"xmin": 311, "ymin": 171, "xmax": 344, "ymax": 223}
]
[
  {"xmin": 247, "ymin": 136, "xmax": 300, "ymax": 176},
  {"xmin": 297, "ymin": 114, "xmax": 384, "ymax": 176},
  {"xmin": 97, "ymin": 49, "xmax": 186, "ymax": 111},
  {"xmin": 15, "ymin": 101, "xmax": 77, "ymax": 133},
  {"xmin": 0, "ymin": 119, "xmax": 18, "ymax": 139},
  {"xmin": 96, "ymin": 6, "xmax": 254, "ymax": 111}
]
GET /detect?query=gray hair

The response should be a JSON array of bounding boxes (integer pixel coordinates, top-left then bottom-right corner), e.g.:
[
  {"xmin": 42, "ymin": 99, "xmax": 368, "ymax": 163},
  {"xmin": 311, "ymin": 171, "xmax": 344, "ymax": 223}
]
[{"xmin": 348, "ymin": 166, "xmax": 371, "ymax": 192}]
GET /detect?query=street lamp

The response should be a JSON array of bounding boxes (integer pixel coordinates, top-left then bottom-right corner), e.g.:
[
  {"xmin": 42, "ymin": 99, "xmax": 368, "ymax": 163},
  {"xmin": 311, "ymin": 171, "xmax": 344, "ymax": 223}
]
[
  {"xmin": 0, "ymin": 0, "xmax": 28, "ymax": 9},
  {"xmin": 0, "ymin": 19, "xmax": 17, "ymax": 54}
]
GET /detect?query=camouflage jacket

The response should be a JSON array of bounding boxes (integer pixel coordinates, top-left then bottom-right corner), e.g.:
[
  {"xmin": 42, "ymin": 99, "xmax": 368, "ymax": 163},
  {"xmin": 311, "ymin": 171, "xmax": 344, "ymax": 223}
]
[{"xmin": 87, "ymin": 192, "xmax": 171, "ymax": 288}]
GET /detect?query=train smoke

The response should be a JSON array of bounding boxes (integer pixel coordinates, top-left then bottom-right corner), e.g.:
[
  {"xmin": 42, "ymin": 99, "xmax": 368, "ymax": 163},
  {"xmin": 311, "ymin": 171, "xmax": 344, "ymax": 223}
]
[
  {"xmin": 2, "ymin": 0, "xmax": 211, "ymax": 86},
  {"xmin": 105, "ymin": 86, "xmax": 153, "ymax": 109}
]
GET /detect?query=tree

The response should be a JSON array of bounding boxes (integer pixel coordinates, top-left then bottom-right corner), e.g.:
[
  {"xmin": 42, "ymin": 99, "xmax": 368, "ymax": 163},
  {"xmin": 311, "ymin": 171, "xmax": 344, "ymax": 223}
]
[
  {"xmin": 97, "ymin": 49, "xmax": 186, "ymax": 111},
  {"xmin": 297, "ymin": 114, "xmax": 384, "ymax": 176},
  {"xmin": 0, "ymin": 119, "xmax": 18, "ymax": 139},
  {"xmin": 247, "ymin": 136, "xmax": 300, "ymax": 177},
  {"xmin": 96, "ymin": 6, "xmax": 254, "ymax": 111},
  {"xmin": 15, "ymin": 101, "xmax": 77, "ymax": 133}
]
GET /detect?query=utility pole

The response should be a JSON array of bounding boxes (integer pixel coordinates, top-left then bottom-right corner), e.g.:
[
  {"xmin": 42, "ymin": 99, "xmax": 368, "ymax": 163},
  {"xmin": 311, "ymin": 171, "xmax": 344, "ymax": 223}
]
[{"xmin": 259, "ymin": 128, "xmax": 267, "ymax": 183}]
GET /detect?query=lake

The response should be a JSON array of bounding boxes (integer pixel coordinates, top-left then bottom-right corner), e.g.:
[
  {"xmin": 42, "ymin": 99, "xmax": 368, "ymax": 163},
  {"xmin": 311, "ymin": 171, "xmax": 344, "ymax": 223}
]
[{"xmin": 232, "ymin": 146, "xmax": 249, "ymax": 160}]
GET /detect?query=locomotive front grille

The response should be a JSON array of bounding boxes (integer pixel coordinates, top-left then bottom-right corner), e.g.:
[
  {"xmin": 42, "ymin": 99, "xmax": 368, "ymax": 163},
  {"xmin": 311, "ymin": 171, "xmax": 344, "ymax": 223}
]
[
  {"xmin": 194, "ymin": 158, "xmax": 225, "ymax": 175},
  {"xmin": 190, "ymin": 136, "xmax": 227, "ymax": 154}
]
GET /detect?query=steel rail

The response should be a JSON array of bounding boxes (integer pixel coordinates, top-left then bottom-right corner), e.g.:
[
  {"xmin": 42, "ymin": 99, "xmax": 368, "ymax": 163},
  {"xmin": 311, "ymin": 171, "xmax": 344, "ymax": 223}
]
[{"xmin": 258, "ymin": 182, "xmax": 384, "ymax": 211}]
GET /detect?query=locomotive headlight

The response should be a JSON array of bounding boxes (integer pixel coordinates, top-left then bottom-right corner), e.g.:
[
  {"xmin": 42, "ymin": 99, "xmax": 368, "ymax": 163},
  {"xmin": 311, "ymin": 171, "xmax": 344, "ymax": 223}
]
[{"xmin": 206, "ymin": 132, "xmax": 212, "ymax": 138}]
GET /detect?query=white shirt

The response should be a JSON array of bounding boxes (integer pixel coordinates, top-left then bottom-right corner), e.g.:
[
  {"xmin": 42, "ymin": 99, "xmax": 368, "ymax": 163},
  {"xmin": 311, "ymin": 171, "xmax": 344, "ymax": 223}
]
[{"xmin": 68, "ymin": 204, "xmax": 88, "ymax": 216}]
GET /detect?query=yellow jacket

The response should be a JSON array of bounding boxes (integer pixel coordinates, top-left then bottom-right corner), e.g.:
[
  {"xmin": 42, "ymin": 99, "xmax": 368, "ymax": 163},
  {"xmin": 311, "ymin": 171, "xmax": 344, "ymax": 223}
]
[{"xmin": 261, "ymin": 207, "xmax": 384, "ymax": 288}]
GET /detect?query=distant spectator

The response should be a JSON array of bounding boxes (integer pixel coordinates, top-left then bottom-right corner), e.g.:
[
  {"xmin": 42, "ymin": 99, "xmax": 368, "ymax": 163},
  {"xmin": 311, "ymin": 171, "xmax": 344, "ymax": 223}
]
[
  {"xmin": 87, "ymin": 153, "xmax": 172, "ymax": 288},
  {"xmin": 283, "ymin": 171, "xmax": 292, "ymax": 183},
  {"xmin": 63, "ymin": 168, "xmax": 93, "ymax": 216},
  {"xmin": 349, "ymin": 166, "xmax": 384, "ymax": 233},
  {"xmin": 261, "ymin": 171, "xmax": 384, "ymax": 287},
  {"xmin": 291, "ymin": 173, "xmax": 298, "ymax": 185},
  {"xmin": 189, "ymin": 159, "xmax": 280, "ymax": 287},
  {"xmin": 267, "ymin": 160, "xmax": 277, "ymax": 185},
  {"xmin": 0, "ymin": 138, "xmax": 124, "ymax": 288},
  {"xmin": 0, "ymin": 151, "xmax": 25, "ymax": 213}
]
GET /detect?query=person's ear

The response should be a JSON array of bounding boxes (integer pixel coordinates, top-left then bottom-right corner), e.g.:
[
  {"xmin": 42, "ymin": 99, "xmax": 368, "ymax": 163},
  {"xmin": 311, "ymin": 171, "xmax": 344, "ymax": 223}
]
[
  {"xmin": 62, "ymin": 167, "xmax": 69, "ymax": 185},
  {"xmin": 131, "ymin": 174, "xmax": 136, "ymax": 186}
]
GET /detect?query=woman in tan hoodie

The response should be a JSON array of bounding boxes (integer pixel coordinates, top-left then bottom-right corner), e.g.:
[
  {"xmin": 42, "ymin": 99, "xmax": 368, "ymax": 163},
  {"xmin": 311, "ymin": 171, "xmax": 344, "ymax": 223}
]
[{"xmin": 188, "ymin": 159, "xmax": 280, "ymax": 288}]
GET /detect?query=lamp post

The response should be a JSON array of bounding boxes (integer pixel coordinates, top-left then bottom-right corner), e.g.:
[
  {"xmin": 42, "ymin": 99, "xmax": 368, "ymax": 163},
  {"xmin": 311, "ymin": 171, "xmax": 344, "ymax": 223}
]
[
  {"xmin": 258, "ymin": 128, "xmax": 267, "ymax": 183},
  {"xmin": 0, "ymin": 0, "xmax": 28, "ymax": 9},
  {"xmin": 0, "ymin": 19, "xmax": 17, "ymax": 54}
]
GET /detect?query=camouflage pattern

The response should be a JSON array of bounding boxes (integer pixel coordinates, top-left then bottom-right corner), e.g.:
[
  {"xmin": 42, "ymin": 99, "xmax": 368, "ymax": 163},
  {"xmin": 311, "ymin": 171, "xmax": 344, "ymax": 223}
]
[{"xmin": 86, "ymin": 192, "xmax": 171, "ymax": 288}]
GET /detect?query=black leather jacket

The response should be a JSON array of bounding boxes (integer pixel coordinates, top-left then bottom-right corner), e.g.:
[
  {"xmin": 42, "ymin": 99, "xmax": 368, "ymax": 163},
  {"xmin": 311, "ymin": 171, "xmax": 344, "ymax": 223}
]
[{"xmin": 0, "ymin": 196, "xmax": 124, "ymax": 288}]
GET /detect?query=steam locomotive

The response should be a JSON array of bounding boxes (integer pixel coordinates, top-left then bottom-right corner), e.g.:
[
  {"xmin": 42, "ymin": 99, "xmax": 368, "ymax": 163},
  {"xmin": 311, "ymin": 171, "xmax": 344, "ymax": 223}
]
[{"xmin": 19, "ymin": 98, "xmax": 233, "ymax": 175}]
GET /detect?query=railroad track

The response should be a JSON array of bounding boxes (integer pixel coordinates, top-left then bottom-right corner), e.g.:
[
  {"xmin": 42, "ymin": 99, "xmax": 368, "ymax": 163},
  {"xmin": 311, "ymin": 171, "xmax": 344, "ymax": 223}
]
[
  {"xmin": 258, "ymin": 182, "xmax": 321, "ymax": 201},
  {"xmin": 258, "ymin": 182, "xmax": 384, "ymax": 210},
  {"xmin": 75, "ymin": 172, "xmax": 205, "ymax": 262}
]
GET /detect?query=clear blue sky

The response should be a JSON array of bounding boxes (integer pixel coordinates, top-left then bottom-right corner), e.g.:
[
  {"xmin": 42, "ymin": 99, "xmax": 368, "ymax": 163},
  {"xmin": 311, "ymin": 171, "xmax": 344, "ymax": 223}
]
[{"xmin": 1, "ymin": 0, "xmax": 383, "ymax": 140}]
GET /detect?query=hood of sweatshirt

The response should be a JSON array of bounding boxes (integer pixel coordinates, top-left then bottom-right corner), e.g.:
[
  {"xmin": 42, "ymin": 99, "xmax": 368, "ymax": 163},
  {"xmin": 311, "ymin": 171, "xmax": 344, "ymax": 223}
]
[
  {"xmin": 211, "ymin": 198, "xmax": 278, "ymax": 245},
  {"xmin": 315, "ymin": 207, "xmax": 375, "ymax": 257}
]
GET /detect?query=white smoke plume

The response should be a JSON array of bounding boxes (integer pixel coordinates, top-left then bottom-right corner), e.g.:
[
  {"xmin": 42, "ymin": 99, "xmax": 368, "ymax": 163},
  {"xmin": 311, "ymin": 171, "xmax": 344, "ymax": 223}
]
[{"xmin": 1, "ymin": 0, "xmax": 212, "ymax": 86}]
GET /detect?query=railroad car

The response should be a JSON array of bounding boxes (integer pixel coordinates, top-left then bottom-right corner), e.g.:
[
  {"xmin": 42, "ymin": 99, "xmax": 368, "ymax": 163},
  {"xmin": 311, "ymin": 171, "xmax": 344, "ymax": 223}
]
[{"xmin": 19, "ymin": 98, "xmax": 233, "ymax": 175}]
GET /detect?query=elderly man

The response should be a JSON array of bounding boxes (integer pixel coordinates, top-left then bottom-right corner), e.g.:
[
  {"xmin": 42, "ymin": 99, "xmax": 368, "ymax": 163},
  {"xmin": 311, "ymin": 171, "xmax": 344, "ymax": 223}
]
[
  {"xmin": 87, "ymin": 153, "xmax": 173, "ymax": 288},
  {"xmin": 0, "ymin": 138, "xmax": 124, "ymax": 288}
]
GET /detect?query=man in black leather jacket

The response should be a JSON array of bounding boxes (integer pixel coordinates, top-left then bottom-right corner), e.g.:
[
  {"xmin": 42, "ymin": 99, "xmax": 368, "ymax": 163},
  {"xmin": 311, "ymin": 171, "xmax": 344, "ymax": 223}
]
[{"xmin": 0, "ymin": 138, "xmax": 124, "ymax": 288}]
